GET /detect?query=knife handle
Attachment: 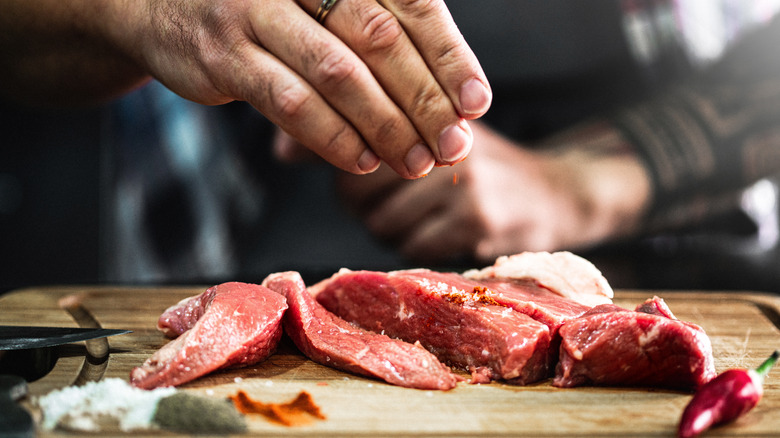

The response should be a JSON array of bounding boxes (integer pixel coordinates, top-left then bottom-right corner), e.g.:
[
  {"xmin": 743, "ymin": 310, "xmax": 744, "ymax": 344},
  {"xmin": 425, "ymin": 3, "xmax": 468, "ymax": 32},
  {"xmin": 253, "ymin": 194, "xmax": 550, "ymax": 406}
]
[{"xmin": 0, "ymin": 374, "xmax": 34, "ymax": 438}]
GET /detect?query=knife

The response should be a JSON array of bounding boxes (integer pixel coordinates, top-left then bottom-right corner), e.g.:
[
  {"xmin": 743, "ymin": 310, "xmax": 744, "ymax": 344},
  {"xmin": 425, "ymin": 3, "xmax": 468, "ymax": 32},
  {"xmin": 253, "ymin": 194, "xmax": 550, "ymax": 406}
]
[{"xmin": 0, "ymin": 325, "xmax": 131, "ymax": 350}]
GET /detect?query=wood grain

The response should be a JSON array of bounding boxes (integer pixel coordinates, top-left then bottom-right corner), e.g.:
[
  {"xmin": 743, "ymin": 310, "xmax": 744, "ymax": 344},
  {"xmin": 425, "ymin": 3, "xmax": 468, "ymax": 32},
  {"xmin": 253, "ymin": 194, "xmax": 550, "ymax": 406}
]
[{"xmin": 2, "ymin": 285, "xmax": 779, "ymax": 437}]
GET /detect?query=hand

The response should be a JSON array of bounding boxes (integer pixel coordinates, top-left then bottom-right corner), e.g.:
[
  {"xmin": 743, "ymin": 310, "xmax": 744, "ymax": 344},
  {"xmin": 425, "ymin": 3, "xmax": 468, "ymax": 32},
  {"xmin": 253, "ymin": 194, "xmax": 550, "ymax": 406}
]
[
  {"xmin": 336, "ymin": 121, "xmax": 652, "ymax": 264},
  {"xmin": 102, "ymin": 0, "xmax": 490, "ymax": 178}
]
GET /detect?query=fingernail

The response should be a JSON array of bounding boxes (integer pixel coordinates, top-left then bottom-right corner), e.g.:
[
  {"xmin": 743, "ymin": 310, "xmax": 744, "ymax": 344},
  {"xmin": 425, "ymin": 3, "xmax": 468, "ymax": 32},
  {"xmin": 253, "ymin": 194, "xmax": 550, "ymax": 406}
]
[
  {"xmin": 459, "ymin": 78, "xmax": 491, "ymax": 116},
  {"xmin": 404, "ymin": 143, "xmax": 435, "ymax": 177},
  {"xmin": 438, "ymin": 121, "xmax": 472, "ymax": 164},
  {"xmin": 357, "ymin": 149, "xmax": 381, "ymax": 173}
]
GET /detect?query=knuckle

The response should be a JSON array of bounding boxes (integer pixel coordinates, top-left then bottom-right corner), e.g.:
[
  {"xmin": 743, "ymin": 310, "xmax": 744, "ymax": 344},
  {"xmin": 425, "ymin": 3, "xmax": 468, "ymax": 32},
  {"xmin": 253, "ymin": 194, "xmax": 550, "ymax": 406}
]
[
  {"xmin": 372, "ymin": 116, "xmax": 407, "ymax": 148},
  {"xmin": 433, "ymin": 41, "xmax": 468, "ymax": 69},
  {"xmin": 358, "ymin": 8, "xmax": 405, "ymax": 53},
  {"xmin": 321, "ymin": 123, "xmax": 355, "ymax": 157},
  {"xmin": 271, "ymin": 83, "xmax": 312, "ymax": 122},
  {"xmin": 312, "ymin": 50, "xmax": 360, "ymax": 89},
  {"xmin": 391, "ymin": 0, "xmax": 441, "ymax": 16},
  {"xmin": 408, "ymin": 84, "xmax": 444, "ymax": 120}
]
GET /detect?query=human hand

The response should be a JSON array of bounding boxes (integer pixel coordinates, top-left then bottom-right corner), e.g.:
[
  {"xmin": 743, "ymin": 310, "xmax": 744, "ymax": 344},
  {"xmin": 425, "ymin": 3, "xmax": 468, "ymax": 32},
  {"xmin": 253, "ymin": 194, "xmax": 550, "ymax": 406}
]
[
  {"xmin": 108, "ymin": 0, "xmax": 490, "ymax": 178},
  {"xmin": 336, "ymin": 121, "xmax": 651, "ymax": 264}
]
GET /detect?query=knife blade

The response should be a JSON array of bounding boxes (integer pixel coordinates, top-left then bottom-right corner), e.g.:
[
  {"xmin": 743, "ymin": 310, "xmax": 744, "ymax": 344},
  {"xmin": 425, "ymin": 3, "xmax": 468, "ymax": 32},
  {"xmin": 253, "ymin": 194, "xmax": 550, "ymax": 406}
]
[{"xmin": 0, "ymin": 326, "xmax": 131, "ymax": 350}]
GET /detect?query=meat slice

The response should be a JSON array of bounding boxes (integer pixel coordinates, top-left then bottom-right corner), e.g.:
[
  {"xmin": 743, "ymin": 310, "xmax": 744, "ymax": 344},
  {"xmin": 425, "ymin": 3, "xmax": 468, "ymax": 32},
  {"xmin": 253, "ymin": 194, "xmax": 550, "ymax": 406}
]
[
  {"xmin": 130, "ymin": 282, "xmax": 287, "ymax": 389},
  {"xmin": 463, "ymin": 251, "xmax": 614, "ymax": 307},
  {"xmin": 312, "ymin": 269, "xmax": 552, "ymax": 385},
  {"xmin": 262, "ymin": 271, "xmax": 459, "ymax": 390},
  {"xmin": 553, "ymin": 297, "xmax": 716, "ymax": 389}
]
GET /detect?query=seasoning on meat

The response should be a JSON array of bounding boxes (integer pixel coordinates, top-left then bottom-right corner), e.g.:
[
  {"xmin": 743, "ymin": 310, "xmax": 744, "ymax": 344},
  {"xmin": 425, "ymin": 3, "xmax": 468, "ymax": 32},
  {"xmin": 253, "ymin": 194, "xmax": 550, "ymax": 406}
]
[{"xmin": 311, "ymin": 269, "xmax": 553, "ymax": 385}]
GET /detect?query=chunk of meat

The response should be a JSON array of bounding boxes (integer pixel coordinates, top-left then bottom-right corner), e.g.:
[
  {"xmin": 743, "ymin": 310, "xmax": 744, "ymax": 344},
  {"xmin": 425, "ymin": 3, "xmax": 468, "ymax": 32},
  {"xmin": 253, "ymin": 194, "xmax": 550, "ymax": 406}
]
[
  {"xmin": 262, "ymin": 271, "xmax": 459, "ymax": 390},
  {"xmin": 463, "ymin": 251, "xmax": 613, "ymax": 307},
  {"xmin": 312, "ymin": 269, "xmax": 552, "ymax": 385},
  {"xmin": 553, "ymin": 297, "xmax": 716, "ymax": 389},
  {"xmin": 130, "ymin": 282, "xmax": 287, "ymax": 389}
]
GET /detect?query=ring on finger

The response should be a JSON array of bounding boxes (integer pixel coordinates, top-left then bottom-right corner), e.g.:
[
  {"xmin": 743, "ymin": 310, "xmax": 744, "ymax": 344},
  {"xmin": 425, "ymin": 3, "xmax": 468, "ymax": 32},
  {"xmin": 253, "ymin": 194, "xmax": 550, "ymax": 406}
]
[{"xmin": 315, "ymin": 0, "xmax": 340, "ymax": 24}]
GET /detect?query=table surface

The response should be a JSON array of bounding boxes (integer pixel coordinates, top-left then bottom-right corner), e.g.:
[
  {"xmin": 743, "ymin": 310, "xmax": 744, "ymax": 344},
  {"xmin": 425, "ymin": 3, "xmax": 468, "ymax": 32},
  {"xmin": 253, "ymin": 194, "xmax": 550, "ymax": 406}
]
[{"xmin": 2, "ymin": 285, "xmax": 780, "ymax": 437}]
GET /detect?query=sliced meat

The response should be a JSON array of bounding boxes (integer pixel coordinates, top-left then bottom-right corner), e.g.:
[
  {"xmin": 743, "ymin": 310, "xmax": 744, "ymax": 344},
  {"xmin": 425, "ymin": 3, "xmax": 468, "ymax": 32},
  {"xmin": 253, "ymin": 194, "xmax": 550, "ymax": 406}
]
[
  {"xmin": 553, "ymin": 297, "xmax": 716, "ymax": 389},
  {"xmin": 262, "ymin": 271, "xmax": 459, "ymax": 390},
  {"xmin": 312, "ymin": 269, "xmax": 552, "ymax": 385},
  {"xmin": 463, "ymin": 251, "xmax": 614, "ymax": 307},
  {"xmin": 130, "ymin": 282, "xmax": 287, "ymax": 389}
]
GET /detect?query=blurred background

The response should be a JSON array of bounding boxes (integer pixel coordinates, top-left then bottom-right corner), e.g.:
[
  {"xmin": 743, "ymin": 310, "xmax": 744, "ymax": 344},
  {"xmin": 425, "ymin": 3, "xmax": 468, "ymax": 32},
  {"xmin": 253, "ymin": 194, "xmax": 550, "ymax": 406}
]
[{"xmin": 3, "ymin": 0, "xmax": 780, "ymax": 294}]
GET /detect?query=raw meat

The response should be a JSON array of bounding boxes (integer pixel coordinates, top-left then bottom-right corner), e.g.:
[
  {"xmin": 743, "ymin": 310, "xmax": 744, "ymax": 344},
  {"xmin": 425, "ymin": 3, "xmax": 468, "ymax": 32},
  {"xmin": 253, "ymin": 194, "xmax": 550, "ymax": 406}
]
[
  {"xmin": 463, "ymin": 251, "xmax": 613, "ymax": 307},
  {"xmin": 130, "ymin": 282, "xmax": 287, "ymax": 389},
  {"xmin": 399, "ymin": 270, "xmax": 590, "ymax": 334},
  {"xmin": 312, "ymin": 269, "xmax": 552, "ymax": 385},
  {"xmin": 262, "ymin": 271, "xmax": 459, "ymax": 390},
  {"xmin": 553, "ymin": 297, "xmax": 717, "ymax": 389}
]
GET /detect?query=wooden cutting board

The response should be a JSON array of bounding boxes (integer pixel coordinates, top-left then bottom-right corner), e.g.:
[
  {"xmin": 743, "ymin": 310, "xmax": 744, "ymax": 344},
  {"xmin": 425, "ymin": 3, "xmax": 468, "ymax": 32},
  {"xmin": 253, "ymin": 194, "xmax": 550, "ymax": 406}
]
[{"xmin": 2, "ymin": 285, "xmax": 779, "ymax": 437}]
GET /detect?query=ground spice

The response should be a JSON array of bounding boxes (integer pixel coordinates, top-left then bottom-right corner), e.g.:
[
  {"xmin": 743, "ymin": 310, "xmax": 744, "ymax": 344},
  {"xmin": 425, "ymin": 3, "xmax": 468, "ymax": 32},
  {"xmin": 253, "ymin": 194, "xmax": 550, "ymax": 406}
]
[
  {"xmin": 440, "ymin": 286, "xmax": 503, "ymax": 307},
  {"xmin": 153, "ymin": 392, "xmax": 246, "ymax": 434},
  {"xmin": 229, "ymin": 390, "xmax": 325, "ymax": 426},
  {"xmin": 472, "ymin": 286, "xmax": 501, "ymax": 306}
]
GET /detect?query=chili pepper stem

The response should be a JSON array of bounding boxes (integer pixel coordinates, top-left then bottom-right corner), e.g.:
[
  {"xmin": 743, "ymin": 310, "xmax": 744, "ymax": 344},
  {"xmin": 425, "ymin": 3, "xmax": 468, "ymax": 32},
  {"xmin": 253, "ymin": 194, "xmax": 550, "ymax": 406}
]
[{"xmin": 754, "ymin": 350, "xmax": 779, "ymax": 381}]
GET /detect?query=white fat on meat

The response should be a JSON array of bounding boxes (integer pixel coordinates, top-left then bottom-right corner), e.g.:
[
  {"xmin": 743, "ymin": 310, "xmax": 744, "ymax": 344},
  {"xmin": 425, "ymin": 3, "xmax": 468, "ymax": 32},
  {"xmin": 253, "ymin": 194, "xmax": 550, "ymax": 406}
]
[{"xmin": 462, "ymin": 251, "xmax": 613, "ymax": 307}]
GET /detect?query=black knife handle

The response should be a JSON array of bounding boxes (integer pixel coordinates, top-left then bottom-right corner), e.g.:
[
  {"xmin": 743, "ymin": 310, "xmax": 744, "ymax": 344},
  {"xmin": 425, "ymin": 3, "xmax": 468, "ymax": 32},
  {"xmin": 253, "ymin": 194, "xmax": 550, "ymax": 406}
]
[{"xmin": 0, "ymin": 375, "xmax": 34, "ymax": 438}]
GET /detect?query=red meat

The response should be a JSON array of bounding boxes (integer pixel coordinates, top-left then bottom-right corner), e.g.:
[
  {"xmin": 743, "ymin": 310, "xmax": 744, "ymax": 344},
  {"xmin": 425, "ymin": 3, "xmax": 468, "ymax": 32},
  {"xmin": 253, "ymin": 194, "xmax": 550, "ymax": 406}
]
[
  {"xmin": 130, "ymin": 282, "xmax": 287, "ymax": 389},
  {"xmin": 553, "ymin": 297, "xmax": 716, "ymax": 389},
  {"xmin": 312, "ymin": 269, "xmax": 552, "ymax": 385},
  {"xmin": 262, "ymin": 271, "xmax": 459, "ymax": 390}
]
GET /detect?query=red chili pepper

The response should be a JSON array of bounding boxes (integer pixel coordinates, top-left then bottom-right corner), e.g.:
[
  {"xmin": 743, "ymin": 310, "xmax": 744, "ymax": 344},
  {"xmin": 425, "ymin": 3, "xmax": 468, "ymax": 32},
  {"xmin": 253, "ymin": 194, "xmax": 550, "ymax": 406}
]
[{"xmin": 678, "ymin": 350, "xmax": 778, "ymax": 438}]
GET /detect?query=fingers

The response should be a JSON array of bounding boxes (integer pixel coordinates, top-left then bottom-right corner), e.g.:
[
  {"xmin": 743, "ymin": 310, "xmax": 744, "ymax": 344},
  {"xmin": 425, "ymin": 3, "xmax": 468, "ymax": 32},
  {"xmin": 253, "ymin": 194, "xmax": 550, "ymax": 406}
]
[
  {"xmin": 236, "ymin": 46, "xmax": 380, "ymax": 174},
  {"xmin": 252, "ymin": 0, "xmax": 436, "ymax": 178},
  {"xmin": 398, "ymin": 212, "xmax": 479, "ymax": 263},
  {"xmin": 365, "ymin": 176, "xmax": 447, "ymax": 239},
  {"xmin": 381, "ymin": 0, "xmax": 492, "ymax": 119},
  {"xmin": 299, "ymin": 0, "xmax": 489, "ymax": 169}
]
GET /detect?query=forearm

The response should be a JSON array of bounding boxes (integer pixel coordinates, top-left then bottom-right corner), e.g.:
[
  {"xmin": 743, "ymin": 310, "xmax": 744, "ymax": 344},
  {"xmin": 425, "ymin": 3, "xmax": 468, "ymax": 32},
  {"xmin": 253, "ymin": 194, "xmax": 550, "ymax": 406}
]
[
  {"xmin": 612, "ymin": 15, "xmax": 780, "ymax": 230},
  {"xmin": 0, "ymin": 0, "xmax": 149, "ymax": 105}
]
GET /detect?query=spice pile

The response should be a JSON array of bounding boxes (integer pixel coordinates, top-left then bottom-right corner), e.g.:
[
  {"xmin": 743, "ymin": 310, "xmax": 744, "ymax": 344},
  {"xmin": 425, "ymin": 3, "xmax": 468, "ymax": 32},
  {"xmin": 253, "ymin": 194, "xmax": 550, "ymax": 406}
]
[{"xmin": 35, "ymin": 379, "xmax": 245, "ymax": 434}]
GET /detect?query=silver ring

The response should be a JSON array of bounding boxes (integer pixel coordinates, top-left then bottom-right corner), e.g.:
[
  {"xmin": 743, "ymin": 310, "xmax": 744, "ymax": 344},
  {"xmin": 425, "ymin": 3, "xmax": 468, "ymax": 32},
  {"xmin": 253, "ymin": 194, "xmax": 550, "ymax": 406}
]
[{"xmin": 315, "ymin": 0, "xmax": 339, "ymax": 24}]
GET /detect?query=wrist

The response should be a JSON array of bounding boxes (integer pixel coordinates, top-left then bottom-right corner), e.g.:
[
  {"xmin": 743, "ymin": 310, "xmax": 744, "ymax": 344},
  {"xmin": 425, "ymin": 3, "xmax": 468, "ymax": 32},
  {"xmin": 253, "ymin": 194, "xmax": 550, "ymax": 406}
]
[{"xmin": 538, "ymin": 120, "xmax": 652, "ymax": 247}]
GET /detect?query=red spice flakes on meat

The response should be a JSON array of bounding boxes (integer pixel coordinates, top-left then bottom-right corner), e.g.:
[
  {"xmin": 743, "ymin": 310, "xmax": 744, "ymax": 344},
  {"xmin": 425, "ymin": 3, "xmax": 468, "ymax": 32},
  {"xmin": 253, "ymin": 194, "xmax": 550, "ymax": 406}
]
[
  {"xmin": 440, "ymin": 286, "xmax": 503, "ymax": 307},
  {"xmin": 229, "ymin": 390, "xmax": 325, "ymax": 426},
  {"xmin": 312, "ymin": 269, "xmax": 552, "ymax": 385}
]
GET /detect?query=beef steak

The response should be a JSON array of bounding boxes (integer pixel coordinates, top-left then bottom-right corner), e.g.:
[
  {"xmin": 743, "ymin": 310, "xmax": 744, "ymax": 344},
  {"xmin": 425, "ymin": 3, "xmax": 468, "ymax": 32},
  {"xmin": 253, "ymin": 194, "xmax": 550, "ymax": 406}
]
[
  {"xmin": 553, "ymin": 297, "xmax": 717, "ymax": 389},
  {"xmin": 312, "ymin": 269, "xmax": 552, "ymax": 385},
  {"xmin": 130, "ymin": 282, "xmax": 287, "ymax": 389},
  {"xmin": 262, "ymin": 271, "xmax": 459, "ymax": 390}
]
